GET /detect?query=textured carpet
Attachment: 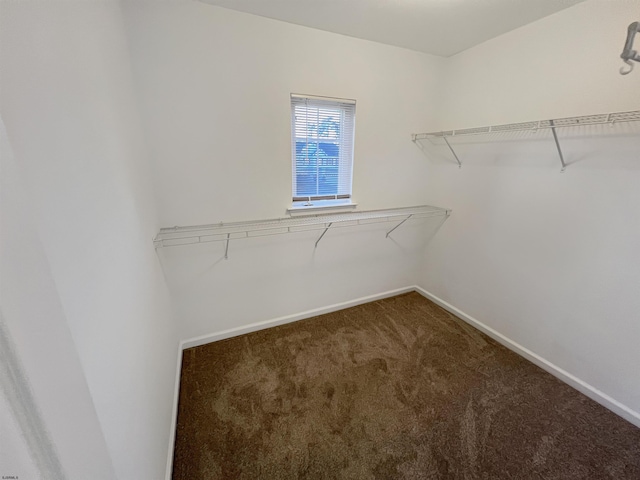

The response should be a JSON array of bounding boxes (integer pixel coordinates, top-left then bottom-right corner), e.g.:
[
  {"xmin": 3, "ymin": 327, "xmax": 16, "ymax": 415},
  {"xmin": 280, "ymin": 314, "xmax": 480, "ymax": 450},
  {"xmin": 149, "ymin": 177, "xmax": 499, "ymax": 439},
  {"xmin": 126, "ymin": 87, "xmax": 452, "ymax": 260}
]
[{"xmin": 172, "ymin": 292, "xmax": 640, "ymax": 479}]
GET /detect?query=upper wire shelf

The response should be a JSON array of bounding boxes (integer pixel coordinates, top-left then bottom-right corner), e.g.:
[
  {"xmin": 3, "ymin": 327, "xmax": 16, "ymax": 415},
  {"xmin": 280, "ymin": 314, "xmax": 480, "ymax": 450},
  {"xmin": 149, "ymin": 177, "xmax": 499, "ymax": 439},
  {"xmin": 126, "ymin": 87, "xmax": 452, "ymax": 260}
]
[
  {"xmin": 412, "ymin": 109, "xmax": 640, "ymax": 172},
  {"xmin": 154, "ymin": 205, "xmax": 451, "ymax": 256},
  {"xmin": 413, "ymin": 110, "xmax": 640, "ymax": 140}
]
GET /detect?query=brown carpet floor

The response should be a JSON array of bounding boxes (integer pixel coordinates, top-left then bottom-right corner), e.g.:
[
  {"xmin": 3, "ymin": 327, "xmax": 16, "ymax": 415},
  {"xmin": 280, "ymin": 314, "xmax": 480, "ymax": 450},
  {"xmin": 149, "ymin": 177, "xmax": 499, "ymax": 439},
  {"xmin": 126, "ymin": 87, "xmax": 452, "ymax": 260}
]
[{"xmin": 172, "ymin": 292, "xmax": 640, "ymax": 479}]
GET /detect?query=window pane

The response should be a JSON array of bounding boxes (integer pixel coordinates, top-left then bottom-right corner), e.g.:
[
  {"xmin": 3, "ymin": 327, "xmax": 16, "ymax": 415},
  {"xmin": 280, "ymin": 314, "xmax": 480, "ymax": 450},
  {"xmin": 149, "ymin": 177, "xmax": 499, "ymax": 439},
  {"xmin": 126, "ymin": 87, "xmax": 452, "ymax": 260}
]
[{"xmin": 291, "ymin": 95, "xmax": 355, "ymax": 201}]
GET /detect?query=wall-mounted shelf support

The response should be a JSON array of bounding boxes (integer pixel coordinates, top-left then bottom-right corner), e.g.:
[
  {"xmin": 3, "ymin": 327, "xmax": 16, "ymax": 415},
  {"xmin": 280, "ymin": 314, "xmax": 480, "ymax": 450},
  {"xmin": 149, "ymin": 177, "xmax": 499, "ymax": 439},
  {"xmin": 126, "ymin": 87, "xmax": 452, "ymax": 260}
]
[
  {"xmin": 412, "ymin": 109, "xmax": 640, "ymax": 172},
  {"xmin": 315, "ymin": 223, "xmax": 332, "ymax": 248},
  {"xmin": 153, "ymin": 205, "xmax": 451, "ymax": 257},
  {"xmin": 549, "ymin": 120, "xmax": 567, "ymax": 172},
  {"xmin": 224, "ymin": 233, "xmax": 230, "ymax": 260},
  {"xmin": 442, "ymin": 136, "xmax": 462, "ymax": 168},
  {"xmin": 386, "ymin": 214, "xmax": 412, "ymax": 238}
]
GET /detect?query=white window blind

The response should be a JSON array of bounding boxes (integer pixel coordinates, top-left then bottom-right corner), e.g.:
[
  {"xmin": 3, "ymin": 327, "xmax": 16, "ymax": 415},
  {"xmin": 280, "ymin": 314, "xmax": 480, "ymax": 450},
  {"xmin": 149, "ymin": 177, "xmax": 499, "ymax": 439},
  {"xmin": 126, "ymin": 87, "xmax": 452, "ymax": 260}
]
[{"xmin": 291, "ymin": 94, "xmax": 355, "ymax": 203}]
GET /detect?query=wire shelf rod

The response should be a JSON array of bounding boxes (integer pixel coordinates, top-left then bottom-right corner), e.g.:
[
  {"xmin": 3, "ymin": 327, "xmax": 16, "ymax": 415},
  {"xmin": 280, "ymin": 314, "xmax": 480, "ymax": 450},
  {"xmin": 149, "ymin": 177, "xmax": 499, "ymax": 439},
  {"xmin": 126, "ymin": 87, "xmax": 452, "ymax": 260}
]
[
  {"xmin": 154, "ymin": 205, "xmax": 451, "ymax": 250},
  {"xmin": 412, "ymin": 109, "xmax": 640, "ymax": 141},
  {"xmin": 412, "ymin": 109, "xmax": 640, "ymax": 171}
]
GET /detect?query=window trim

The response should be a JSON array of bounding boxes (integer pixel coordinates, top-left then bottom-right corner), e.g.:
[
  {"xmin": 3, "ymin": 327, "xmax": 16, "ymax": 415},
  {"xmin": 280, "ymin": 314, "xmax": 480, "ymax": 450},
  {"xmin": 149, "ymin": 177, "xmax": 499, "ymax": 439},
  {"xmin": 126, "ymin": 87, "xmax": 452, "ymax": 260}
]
[
  {"xmin": 287, "ymin": 201, "xmax": 358, "ymax": 217},
  {"xmin": 290, "ymin": 93, "xmax": 356, "ymax": 211}
]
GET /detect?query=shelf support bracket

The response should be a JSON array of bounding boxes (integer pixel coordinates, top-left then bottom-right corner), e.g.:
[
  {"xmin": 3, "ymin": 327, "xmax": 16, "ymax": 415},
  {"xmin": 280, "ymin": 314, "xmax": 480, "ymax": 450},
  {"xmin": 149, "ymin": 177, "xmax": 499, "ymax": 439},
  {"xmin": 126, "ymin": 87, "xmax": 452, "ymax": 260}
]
[
  {"xmin": 550, "ymin": 120, "xmax": 567, "ymax": 172},
  {"xmin": 315, "ymin": 223, "xmax": 332, "ymax": 248},
  {"xmin": 224, "ymin": 233, "xmax": 230, "ymax": 259},
  {"xmin": 386, "ymin": 215, "xmax": 413, "ymax": 238},
  {"xmin": 443, "ymin": 136, "xmax": 462, "ymax": 169}
]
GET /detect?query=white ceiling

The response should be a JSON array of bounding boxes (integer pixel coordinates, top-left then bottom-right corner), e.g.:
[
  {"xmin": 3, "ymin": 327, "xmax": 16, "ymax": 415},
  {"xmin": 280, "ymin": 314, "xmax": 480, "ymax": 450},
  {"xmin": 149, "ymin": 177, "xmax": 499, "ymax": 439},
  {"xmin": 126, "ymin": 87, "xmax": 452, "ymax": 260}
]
[{"xmin": 200, "ymin": 0, "xmax": 586, "ymax": 57}]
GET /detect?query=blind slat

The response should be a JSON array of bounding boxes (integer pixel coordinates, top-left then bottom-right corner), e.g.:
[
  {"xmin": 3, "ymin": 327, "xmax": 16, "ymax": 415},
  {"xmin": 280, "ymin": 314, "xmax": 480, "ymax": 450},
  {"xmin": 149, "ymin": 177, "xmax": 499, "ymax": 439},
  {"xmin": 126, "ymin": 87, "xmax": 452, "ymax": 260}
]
[{"xmin": 291, "ymin": 94, "xmax": 355, "ymax": 200}]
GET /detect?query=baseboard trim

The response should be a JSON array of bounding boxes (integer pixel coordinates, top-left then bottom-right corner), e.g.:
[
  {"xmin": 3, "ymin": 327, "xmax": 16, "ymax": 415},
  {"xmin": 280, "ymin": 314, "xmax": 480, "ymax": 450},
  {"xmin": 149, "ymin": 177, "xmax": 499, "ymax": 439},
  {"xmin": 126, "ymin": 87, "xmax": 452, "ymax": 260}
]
[
  {"xmin": 180, "ymin": 286, "xmax": 416, "ymax": 350},
  {"xmin": 165, "ymin": 344, "xmax": 183, "ymax": 480},
  {"xmin": 166, "ymin": 285, "xmax": 416, "ymax": 479},
  {"xmin": 166, "ymin": 284, "xmax": 640, "ymax": 478},
  {"xmin": 414, "ymin": 286, "xmax": 640, "ymax": 429}
]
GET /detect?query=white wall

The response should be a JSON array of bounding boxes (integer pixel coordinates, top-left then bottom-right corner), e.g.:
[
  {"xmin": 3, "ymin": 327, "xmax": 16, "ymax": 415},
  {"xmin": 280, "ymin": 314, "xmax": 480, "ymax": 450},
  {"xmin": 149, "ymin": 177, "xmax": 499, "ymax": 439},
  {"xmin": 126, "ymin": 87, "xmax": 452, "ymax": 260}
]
[
  {"xmin": 421, "ymin": 0, "xmax": 640, "ymax": 420},
  {"xmin": 0, "ymin": 2, "xmax": 179, "ymax": 479},
  {"xmin": 5, "ymin": 2, "xmax": 637, "ymax": 477},
  {"xmin": 124, "ymin": 2, "xmax": 446, "ymax": 340},
  {"xmin": 1, "ymin": 117, "xmax": 116, "ymax": 480}
]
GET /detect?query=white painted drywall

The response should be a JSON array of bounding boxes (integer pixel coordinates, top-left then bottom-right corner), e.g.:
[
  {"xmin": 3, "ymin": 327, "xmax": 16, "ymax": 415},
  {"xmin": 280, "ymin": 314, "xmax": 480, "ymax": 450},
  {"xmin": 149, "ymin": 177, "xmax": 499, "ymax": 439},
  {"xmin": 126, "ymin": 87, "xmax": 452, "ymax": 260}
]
[
  {"xmin": 5, "ymin": 3, "xmax": 637, "ymax": 479},
  {"xmin": 421, "ymin": 0, "xmax": 640, "ymax": 417},
  {"xmin": 0, "ymin": 2, "xmax": 179, "ymax": 479},
  {"xmin": 200, "ymin": 0, "xmax": 586, "ymax": 57},
  {"xmin": 1, "ymin": 116, "xmax": 116, "ymax": 480},
  {"xmin": 123, "ymin": 2, "xmax": 446, "ymax": 340},
  {"xmin": 0, "ymin": 378, "xmax": 46, "ymax": 480}
]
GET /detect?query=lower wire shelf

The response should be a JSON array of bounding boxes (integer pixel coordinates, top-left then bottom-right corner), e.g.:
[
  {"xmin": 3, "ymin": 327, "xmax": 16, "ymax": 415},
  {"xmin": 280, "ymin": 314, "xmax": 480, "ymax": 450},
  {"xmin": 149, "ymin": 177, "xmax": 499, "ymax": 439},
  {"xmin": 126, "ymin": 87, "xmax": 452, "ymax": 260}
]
[{"xmin": 153, "ymin": 204, "xmax": 451, "ymax": 257}]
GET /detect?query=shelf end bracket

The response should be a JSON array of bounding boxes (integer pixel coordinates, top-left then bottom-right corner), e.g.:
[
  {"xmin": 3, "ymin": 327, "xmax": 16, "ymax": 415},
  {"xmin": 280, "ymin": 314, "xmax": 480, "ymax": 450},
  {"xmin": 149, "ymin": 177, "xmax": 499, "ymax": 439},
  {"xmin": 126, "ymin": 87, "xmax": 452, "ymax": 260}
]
[
  {"xmin": 550, "ymin": 120, "xmax": 567, "ymax": 172},
  {"xmin": 224, "ymin": 233, "xmax": 230, "ymax": 259},
  {"xmin": 442, "ymin": 136, "xmax": 462, "ymax": 169},
  {"xmin": 386, "ymin": 215, "xmax": 413, "ymax": 238},
  {"xmin": 315, "ymin": 223, "xmax": 333, "ymax": 248}
]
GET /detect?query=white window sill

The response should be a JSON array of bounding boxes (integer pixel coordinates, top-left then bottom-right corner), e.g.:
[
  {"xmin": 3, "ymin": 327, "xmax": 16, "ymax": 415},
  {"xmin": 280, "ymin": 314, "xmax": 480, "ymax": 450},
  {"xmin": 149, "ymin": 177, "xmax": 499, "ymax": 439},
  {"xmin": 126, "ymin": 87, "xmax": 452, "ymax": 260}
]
[{"xmin": 287, "ymin": 201, "xmax": 358, "ymax": 217}]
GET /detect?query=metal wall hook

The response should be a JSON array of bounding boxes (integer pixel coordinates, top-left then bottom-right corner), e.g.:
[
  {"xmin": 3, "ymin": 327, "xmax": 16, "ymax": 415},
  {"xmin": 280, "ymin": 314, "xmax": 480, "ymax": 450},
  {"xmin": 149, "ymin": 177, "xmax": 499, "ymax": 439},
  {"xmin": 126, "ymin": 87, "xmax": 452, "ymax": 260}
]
[
  {"xmin": 620, "ymin": 59, "xmax": 635, "ymax": 75},
  {"xmin": 620, "ymin": 22, "xmax": 640, "ymax": 75}
]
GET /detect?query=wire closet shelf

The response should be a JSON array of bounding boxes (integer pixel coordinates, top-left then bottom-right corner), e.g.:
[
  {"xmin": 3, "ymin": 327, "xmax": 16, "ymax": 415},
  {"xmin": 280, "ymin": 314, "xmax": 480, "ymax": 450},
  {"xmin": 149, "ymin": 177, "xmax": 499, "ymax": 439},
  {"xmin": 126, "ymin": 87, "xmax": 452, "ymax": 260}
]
[
  {"xmin": 153, "ymin": 205, "xmax": 451, "ymax": 255},
  {"xmin": 412, "ymin": 109, "xmax": 640, "ymax": 172}
]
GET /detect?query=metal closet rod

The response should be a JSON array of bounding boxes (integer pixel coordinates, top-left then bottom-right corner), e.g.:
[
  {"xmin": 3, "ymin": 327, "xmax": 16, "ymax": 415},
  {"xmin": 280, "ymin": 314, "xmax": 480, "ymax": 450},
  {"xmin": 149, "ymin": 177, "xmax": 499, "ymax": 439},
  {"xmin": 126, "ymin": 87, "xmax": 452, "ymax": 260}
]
[
  {"xmin": 412, "ymin": 109, "xmax": 640, "ymax": 173},
  {"xmin": 153, "ymin": 205, "xmax": 451, "ymax": 256}
]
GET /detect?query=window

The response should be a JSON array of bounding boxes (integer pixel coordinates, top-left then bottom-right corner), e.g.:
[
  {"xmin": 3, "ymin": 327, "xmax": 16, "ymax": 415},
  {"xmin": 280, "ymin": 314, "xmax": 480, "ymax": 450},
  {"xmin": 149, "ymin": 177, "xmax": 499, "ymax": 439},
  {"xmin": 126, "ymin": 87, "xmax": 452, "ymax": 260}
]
[{"xmin": 291, "ymin": 94, "xmax": 355, "ymax": 208}]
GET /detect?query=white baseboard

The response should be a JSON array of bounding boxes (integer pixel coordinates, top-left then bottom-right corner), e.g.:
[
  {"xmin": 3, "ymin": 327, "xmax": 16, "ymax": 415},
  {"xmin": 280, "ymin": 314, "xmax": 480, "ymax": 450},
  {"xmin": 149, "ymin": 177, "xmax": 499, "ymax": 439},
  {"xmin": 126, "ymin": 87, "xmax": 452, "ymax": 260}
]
[
  {"xmin": 166, "ymin": 284, "xmax": 640, "ymax": 478},
  {"xmin": 414, "ymin": 286, "xmax": 640, "ymax": 429},
  {"xmin": 180, "ymin": 286, "xmax": 416, "ymax": 350},
  {"xmin": 165, "ymin": 286, "xmax": 415, "ymax": 479},
  {"xmin": 165, "ymin": 344, "xmax": 183, "ymax": 480}
]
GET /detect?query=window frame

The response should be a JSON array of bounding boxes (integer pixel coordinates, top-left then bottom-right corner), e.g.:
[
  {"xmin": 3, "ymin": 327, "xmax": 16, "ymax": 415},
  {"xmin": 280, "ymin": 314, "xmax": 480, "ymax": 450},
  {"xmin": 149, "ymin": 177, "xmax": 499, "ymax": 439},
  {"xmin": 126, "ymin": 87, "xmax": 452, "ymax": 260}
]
[{"xmin": 290, "ymin": 94, "xmax": 356, "ymax": 212}]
